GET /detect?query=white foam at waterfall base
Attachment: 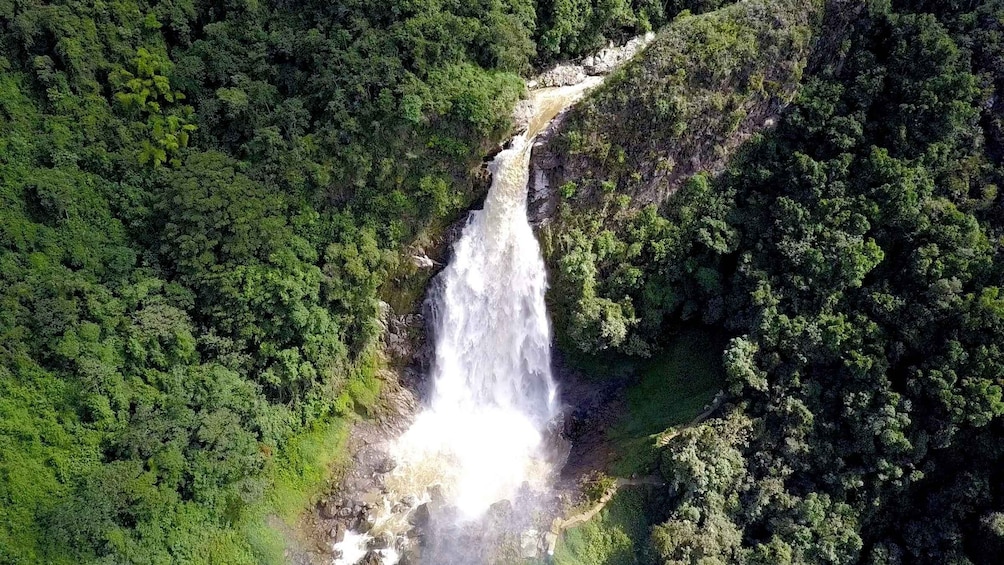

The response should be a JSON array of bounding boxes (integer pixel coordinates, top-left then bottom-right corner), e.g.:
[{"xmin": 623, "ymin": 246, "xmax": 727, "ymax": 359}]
[
  {"xmin": 392, "ymin": 405, "xmax": 548, "ymax": 518},
  {"xmin": 333, "ymin": 531, "xmax": 372, "ymax": 565},
  {"xmin": 333, "ymin": 531, "xmax": 401, "ymax": 565}
]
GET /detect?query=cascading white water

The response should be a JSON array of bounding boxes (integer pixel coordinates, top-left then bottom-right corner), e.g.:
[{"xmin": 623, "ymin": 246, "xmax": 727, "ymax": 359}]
[
  {"xmin": 388, "ymin": 77, "xmax": 603, "ymax": 518},
  {"xmin": 335, "ymin": 78, "xmax": 604, "ymax": 565},
  {"xmin": 390, "ymin": 130, "xmax": 559, "ymax": 519}
]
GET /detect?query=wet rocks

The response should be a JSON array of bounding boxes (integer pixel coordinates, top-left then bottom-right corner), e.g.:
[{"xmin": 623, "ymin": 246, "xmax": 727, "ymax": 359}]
[
  {"xmin": 487, "ymin": 499, "xmax": 512, "ymax": 521},
  {"xmin": 315, "ymin": 491, "xmax": 387, "ymax": 547},
  {"xmin": 374, "ymin": 455, "xmax": 397, "ymax": 475},
  {"xmin": 385, "ymin": 308, "xmax": 424, "ymax": 361},
  {"xmin": 531, "ymin": 33, "xmax": 655, "ymax": 91},
  {"xmin": 427, "ymin": 484, "xmax": 446, "ymax": 509},
  {"xmin": 581, "ymin": 33, "xmax": 655, "ymax": 74},
  {"xmin": 319, "ymin": 499, "xmax": 340, "ymax": 520},
  {"xmin": 410, "ymin": 254, "xmax": 436, "ymax": 269},
  {"xmin": 536, "ymin": 64, "xmax": 588, "ymax": 88},
  {"xmin": 520, "ymin": 528, "xmax": 542, "ymax": 559},
  {"xmin": 409, "ymin": 503, "xmax": 431, "ymax": 529},
  {"xmin": 512, "ymin": 99, "xmax": 536, "ymax": 133}
]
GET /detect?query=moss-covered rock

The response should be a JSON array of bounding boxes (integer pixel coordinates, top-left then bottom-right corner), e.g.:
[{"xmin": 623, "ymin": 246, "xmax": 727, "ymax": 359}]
[{"xmin": 530, "ymin": 0, "xmax": 824, "ymax": 222}]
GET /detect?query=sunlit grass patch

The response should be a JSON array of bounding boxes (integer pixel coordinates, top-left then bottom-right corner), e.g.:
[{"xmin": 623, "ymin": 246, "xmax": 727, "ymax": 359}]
[
  {"xmin": 553, "ymin": 488, "xmax": 652, "ymax": 565},
  {"xmin": 607, "ymin": 329, "xmax": 726, "ymax": 476}
]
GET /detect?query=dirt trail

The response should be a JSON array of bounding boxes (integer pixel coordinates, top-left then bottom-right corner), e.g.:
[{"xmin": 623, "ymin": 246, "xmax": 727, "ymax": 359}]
[
  {"xmin": 545, "ymin": 392, "xmax": 726, "ymax": 556},
  {"xmin": 544, "ymin": 477, "xmax": 662, "ymax": 556}
]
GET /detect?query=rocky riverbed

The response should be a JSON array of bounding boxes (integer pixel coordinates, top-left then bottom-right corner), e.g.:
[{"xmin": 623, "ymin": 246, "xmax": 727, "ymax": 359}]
[{"xmin": 512, "ymin": 33, "xmax": 656, "ymax": 134}]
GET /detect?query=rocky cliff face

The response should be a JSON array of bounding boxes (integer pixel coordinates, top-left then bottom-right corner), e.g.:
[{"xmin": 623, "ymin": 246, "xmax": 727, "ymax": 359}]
[{"xmin": 528, "ymin": 0, "xmax": 826, "ymax": 225}]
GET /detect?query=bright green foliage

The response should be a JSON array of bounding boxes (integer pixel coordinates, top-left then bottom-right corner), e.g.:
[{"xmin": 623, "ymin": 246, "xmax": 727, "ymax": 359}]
[
  {"xmin": 0, "ymin": 0, "xmax": 730, "ymax": 560},
  {"xmin": 111, "ymin": 47, "xmax": 196, "ymax": 167},
  {"xmin": 581, "ymin": 471, "xmax": 618, "ymax": 504},
  {"xmin": 555, "ymin": 488, "xmax": 655, "ymax": 565}
]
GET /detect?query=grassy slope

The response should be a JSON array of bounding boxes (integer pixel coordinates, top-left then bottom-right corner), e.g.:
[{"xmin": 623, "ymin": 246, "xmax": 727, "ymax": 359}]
[
  {"xmin": 554, "ymin": 489, "xmax": 652, "ymax": 565},
  {"xmin": 607, "ymin": 330, "xmax": 726, "ymax": 477},
  {"xmin": 552, "ymin": 329, "xmax": 725, "ymax": 565},
  {"xmin": 201, "ymin": 357, "xmax": 379, "ymax": 564},
  {"xmin": 545, "ymin": 0, "xmax": 822, "ymax": 206},
  {"xmin": 197, "ymin": 420, "xmax": 352, "ymax": 563}
]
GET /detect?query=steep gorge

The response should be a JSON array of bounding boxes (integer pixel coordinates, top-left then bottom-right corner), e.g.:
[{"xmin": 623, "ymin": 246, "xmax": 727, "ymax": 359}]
[{"xmin": 320, "ymin": 76, "xmax": 617, "ymax": 565}]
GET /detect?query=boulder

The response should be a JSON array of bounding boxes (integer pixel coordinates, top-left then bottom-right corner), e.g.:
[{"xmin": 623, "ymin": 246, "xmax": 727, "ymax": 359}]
[
  {"xmin": 427, "ymin": 484, "xmax": 446, "ymax": 511},
  {"xmin": 329, "ymin": 524, "xmax": 346, "ymax": 543},
  {"xmin": 374, "ymin": 456, "xmax": 397, "ymax": 474},
  {"xmin": 537, "ymin": 64, "xmax": 587, "ymax": 88},
  {"xmin": 319, "ymin": 499, "xmax": 340, "ymax": 519},
  {"xmin": 409, "ymin": 503, "xmax": 431, "ymax": 529}
]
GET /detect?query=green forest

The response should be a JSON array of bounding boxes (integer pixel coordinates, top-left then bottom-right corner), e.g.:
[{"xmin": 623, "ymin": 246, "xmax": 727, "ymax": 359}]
[
  {"xmin": 545, "ymin": 0, "xmax": 1004, "ymax": 563},
  {"xmin": 0, "ymin": 0, "xmax": 691, "ymax": 561},
  {"xmin": 1, "ymin": 0, "xmax": 1002, "ymax": 564}
]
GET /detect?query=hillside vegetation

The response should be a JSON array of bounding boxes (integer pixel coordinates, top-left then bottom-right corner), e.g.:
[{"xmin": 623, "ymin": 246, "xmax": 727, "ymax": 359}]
[
  {"xmin": 3, "ymin": 0, "xmax": 1003, "ymax": 563},
  {"xmin": 545, "ymin": 0, "xmax": 1004, "ymax": 563},
  {"xmin": 541, "ymin": 0, "xmax": 822, "ymax": 208}
]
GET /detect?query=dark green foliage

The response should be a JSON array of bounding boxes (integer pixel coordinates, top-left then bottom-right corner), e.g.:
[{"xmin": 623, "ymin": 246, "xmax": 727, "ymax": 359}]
[
  {"xmin": 536, "ymin": 0, "xmax": 734, "ymax": 62},
  {"xmin": 548, "ymin": 1, "xmax": 1004, "ymax": 563},
  {"xmin": 544, "ymin": 0, "xmax": 820, "ymax": 215},
  {"xmin": 6, "ymin": 0, "xmax": 1003, "ymax": 561},
  {"xmin": 606, "ymin": 330, "xmax": 727, "ymax": 476},
  {"xmin": 542, "ymin": 0, "xmax": 820, "ymax": 355}
]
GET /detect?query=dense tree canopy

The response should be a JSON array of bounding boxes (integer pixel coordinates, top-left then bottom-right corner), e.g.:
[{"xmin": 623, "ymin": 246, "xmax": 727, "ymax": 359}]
[
  {"xmin": 546, "ymin": 1, "xmax": 1004, "ymax": 563},
  {"xmin": 4, "ymin": 0, "xmax": 1003, "ymax": 563}
]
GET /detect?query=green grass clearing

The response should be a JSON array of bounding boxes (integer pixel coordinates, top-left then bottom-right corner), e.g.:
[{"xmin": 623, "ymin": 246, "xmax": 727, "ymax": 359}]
[
  {"xmin": 546, "ymin": 330, "xmax": 725, "ymax": 565},
  {"xmin": 606, "ymin": 329, "xmax": 726, "ymax": 476}
]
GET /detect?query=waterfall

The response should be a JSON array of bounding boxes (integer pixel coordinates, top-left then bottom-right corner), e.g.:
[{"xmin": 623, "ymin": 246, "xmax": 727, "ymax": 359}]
[
  {"xmin": 335, "ymin": 78, "xmax": 603, "ymax": 565},
  {"xmin": 391, "ymin": 129, "xmax": 560, "ymax": 519}
]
